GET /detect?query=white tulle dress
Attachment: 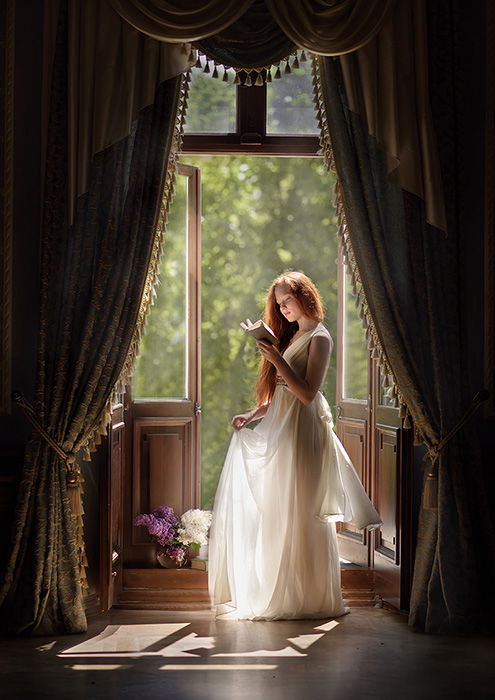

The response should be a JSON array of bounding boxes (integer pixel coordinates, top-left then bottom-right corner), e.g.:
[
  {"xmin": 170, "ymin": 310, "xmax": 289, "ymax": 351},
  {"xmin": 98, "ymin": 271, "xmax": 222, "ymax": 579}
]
[{"xmin": 208, "ymin": 324, "xmax": 382, "ymax": 620}]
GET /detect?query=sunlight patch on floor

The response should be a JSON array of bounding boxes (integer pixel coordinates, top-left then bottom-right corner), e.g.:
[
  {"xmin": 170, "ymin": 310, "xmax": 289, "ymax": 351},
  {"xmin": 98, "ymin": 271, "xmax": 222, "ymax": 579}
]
[
  {"xmin": 58, "ymin": 618, "xmax": 341, "ymax": 662},
  {"xmin": 287, "ymin": 633, "xmax": 325, "ymax": 649},
  {"xmin": 214, "ymin": 647, "xmax": 305, "ymax": 658},
  {"xmin": 59, "ymin": 623, "xmax": 190, "ymax": 656},
  {"xmin": 68, "ymin": 664, "xmax": 132, "ymax": 671},
  {"xmin": 159, "ymin": 664, "xmax": 278, "ymax": 671},
  {"xmin": 314, "ymin": 620, "xmax": 339, "ymax": 632}
]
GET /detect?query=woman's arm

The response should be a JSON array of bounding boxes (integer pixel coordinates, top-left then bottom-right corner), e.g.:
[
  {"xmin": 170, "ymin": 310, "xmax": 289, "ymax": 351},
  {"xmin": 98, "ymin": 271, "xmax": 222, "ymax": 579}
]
[
  {"xmin": 257, "ymin": 334, "xmax": 331, "ymax": 406},
  {"xmin": 231, "ymin": 402, "xmax": 269, "ymax": 431}
]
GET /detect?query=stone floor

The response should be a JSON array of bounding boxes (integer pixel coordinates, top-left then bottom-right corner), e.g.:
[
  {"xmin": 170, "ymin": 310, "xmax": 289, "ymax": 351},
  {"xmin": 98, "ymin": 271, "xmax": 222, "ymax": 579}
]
[{"xmin": 1, "ymin": 607, "xmax": 494, "ymax": 700}]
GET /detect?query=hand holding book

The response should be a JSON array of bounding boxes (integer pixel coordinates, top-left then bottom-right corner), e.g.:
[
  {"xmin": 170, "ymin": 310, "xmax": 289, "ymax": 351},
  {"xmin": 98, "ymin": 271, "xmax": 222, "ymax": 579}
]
[{"xmin": 240, "ymin": 318, "xmax": 279, "ymax": 345}]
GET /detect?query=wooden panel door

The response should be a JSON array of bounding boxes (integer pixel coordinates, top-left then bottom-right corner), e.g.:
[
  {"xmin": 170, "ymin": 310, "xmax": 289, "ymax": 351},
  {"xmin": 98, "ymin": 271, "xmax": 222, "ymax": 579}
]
[
  {"xmin": 335, "ymin": 243, "xmax": 373, "ymax": 566},
  {"xmin": 100, "ymin": 396, "xmax": 124, "ymax": 611},
  {"xmin": 124, "ymin": 163, "xmax": 201, "ymax": 569},
  {"xmin": 372, "ymin": 363, "xmax": 413, "ymax": 610}
]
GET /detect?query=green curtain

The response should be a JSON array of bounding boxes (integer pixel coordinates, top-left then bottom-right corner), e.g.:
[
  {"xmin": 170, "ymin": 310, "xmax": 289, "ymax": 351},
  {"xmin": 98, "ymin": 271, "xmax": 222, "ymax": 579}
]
[
  {"xmin": 316, "ymin": 55, "xmax": 494, "ymax": 633},
  {"xmin": 0, "ymin": 3, "xmax": 185, "ymax": 634}
]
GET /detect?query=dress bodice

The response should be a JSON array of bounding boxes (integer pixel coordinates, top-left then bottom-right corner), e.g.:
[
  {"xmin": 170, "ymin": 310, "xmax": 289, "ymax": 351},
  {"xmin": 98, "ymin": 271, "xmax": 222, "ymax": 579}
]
[{"xmin": 281, "ymin": 323, "xmax": 332, "ymax": 388}]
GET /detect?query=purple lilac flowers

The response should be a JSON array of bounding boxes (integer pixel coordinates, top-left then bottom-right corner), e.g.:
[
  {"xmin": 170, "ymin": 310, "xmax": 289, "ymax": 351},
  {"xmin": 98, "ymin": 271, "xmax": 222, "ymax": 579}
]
[
  {"xmin": 133, "ymin": 505, "xmax": 212, "ymax": 563},
  {"xmin": 133, "ymin": 506, "xmax": 184, "ymax": 560}
]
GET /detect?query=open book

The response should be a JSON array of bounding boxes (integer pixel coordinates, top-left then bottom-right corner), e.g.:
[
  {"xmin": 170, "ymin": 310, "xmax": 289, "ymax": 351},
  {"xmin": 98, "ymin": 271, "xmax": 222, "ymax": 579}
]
[{"xmin": 240, "ymin": 318, "xmax": 279, "ymax": 345}]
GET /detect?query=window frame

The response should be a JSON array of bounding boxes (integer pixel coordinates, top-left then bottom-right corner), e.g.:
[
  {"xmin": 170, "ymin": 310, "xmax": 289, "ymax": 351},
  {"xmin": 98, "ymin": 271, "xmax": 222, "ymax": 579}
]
[{"xmin": 182, "ymin": 82, "xmax": 320, "ymax": 157}]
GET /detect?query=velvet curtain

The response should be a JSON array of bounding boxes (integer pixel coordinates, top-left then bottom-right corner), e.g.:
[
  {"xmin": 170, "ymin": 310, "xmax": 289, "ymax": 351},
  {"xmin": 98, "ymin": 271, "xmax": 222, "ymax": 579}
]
[
  {"xmin": 315, "ymin": 56, "xmax": 494, "ymax": 633},
  {"xmin": 0, "ymin": 2, "xmax": 187, "ymax": 634},
  {"xmin": 67, "ymin": 0, "xmax": 194, "ymax": 222}
]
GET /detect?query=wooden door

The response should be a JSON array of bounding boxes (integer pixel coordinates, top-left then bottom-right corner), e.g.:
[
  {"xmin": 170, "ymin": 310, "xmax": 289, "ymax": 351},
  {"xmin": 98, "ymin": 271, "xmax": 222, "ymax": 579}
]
[
  {"xmin": 372, "ymin": 364, "xmax": 414, "ymax": 610},
  {"xmin": 124, "ymin": 163, "xmax": 201, "ymax": 568},
  {"xmin": 335, "ymin": 243, "xmax": 373, "ymax": 566},
  {"xmin": 99, "ymin": 393, "xmax": 125, "ymax": 610}
]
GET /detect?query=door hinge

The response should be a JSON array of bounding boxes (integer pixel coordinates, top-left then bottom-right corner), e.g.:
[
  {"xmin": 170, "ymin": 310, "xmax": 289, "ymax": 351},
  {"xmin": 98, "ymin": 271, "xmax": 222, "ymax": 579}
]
[{"xmin": 194, "ymin": 402, "xmax": 202, "ymax": 416}]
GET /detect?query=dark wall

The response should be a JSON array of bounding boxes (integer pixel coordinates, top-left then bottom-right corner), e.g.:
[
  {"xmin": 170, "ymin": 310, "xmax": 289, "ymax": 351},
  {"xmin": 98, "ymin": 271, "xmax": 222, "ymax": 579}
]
[
  {"xmin": 1, "ymin": 0, "xmax": 43, "ymax": 448},
  {"xmin": 429, "ymin": 3, "xmax": 494, "ymax": 513},
  {"xmin": 0, "ymin": 0, "xmax": 44, "ymax": 567}
]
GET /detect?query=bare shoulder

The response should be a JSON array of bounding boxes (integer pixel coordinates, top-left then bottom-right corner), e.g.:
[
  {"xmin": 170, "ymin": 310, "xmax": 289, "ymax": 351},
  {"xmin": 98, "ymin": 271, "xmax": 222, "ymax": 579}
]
[
  {"xmin": 308, "ymin": 330, "xmax": 332, "ymax": 358},
  {"xmin": 313, "ymin": 324, "xmax": 333, "ymax": 346}
]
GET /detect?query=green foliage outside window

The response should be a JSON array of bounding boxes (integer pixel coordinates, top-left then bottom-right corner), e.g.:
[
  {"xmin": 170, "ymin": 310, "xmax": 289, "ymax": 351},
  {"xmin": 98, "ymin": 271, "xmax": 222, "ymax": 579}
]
[{"xmin": 187, "ymin": 155, "xmax": 339, "ymax": 508}]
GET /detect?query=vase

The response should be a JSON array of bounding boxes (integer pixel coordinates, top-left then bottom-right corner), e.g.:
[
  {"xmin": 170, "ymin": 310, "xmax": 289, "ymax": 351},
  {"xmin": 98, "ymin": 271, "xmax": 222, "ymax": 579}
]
[{"xmin": 156, "ymin": 547, "xmax": 186, "ymax": 569}]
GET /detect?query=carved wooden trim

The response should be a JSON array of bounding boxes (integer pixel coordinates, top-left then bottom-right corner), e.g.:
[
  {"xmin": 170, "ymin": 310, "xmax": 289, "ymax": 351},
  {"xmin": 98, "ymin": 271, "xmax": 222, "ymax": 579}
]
[{"xmin": 0, "ymin": 0, "xmax": 14, "ymax": 415}]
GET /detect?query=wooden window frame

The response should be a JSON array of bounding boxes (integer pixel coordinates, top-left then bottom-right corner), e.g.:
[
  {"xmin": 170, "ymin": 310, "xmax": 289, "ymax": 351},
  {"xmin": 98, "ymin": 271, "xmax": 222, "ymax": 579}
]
[{"xmin": 182, "ymin": 83, "xmax": 320, "ymax": 157}]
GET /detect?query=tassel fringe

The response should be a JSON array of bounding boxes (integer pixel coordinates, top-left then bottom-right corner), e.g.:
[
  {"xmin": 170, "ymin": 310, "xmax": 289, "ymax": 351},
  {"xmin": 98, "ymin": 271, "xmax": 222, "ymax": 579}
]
[
  {"xmin": 311, "ymin": 55, "xmax": 418, "ymax": 438},
  {"xmin": 190, "ymin": 48, "xmax": 307, "ymax": 86}
]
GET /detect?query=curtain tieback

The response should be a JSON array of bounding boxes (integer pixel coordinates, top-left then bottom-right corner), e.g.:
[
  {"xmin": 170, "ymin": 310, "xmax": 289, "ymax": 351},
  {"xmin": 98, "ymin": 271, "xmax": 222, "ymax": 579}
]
[
  {"xmin": 422, "ymin": 389, "xmax": 489, "ymax": 509},
  {"xmin": 12, "ymin": 391, "xmax": 79, "ymax": 486}
]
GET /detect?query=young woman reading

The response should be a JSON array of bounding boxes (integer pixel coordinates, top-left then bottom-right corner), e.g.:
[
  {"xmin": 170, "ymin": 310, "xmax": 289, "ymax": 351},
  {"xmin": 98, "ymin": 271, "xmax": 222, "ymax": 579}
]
[{"xmin": 208, "ymin": 271, "xmax": 382, "ymax": 620}]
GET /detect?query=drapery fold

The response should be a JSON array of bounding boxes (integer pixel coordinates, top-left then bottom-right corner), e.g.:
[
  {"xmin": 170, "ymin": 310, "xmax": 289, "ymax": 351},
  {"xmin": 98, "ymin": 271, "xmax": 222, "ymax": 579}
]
[
  {"xmin": 265, "ymin": 0, "xmax": 394, "ymax": 55},
  {"xmin": 338, "ymin": 0, "xmax": 446, "ymax": 232},
  {"xmin": 108, "ymin": 0, "xmax": 254, "ymax": 42},
  {"xmin": 315, "ymin": 55, "xmax": 494, "ymax": 633},
  {"xmin": 0, "ymin": 0, "xmax": 187, "ymax": 633},
  {"xmin": 67, "ymin": 0, "xmax": 194, "ymax": 222}
]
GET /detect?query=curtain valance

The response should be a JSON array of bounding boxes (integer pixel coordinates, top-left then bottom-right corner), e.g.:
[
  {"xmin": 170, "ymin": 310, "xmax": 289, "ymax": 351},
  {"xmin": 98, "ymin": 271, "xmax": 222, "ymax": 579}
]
[{"xmin": 109, "ymin": 0, "xmax": 394, "ymax": 56}]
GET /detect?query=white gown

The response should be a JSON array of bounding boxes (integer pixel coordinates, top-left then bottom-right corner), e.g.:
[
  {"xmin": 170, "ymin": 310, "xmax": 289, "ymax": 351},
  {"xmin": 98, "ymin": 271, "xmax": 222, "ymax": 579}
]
[{"xmin": 208, "ymin": 324, "xmax": 382, "ymax": 620}]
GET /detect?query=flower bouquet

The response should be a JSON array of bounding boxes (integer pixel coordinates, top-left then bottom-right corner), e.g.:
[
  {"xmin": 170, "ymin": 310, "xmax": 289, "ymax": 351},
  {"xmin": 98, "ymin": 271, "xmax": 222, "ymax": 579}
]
[{"xmin": 133, "ymin": 505, "xmax": 213, "ymax": 567}]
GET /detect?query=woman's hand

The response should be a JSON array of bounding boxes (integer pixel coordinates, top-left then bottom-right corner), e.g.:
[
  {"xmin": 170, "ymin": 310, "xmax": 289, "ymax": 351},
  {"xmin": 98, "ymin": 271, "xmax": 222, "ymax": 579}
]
[
  {"xmin": 231, "ymin": 413, "xmax": 251, "ymax": 431},
  {"xmin": 257, "ymin": 340, "xmax": 283, "ymax": 367}
]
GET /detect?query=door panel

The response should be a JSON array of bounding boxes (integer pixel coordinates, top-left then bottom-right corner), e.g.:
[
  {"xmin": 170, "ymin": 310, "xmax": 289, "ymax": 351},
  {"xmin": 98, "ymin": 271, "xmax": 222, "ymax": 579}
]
[
  {"xmin": 375, "ymin": 426, "xmax": 399, "ymax": 563},
  {"xmin": 100, "ymin": 397, "xmax": 124, "ymax": 611},
  {"xmin": 336, "ymin": 417, "xmax": 369, "ymax": 566}
]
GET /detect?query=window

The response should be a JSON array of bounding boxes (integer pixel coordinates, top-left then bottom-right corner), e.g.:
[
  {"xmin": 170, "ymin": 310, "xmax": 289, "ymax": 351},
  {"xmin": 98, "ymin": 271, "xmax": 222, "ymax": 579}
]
[{"xmin": 183, "ymin": 55, "xmax": 319, "ymax": 156}]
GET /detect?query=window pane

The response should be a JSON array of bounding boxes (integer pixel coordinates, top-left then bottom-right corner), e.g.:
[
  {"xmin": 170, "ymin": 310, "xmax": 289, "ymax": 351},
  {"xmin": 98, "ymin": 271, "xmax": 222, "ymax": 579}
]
[
  {"xmin": 133, "ymin": 175, "xmax": 188, "ymax": 399},
  {"xmin": 184, "ymin": 57, "xmax": 237, "ymax": 134},
  {"xmin": 267, "ymin": 60, "xmax": 319, "ymax": 135},
  {"xmin": 343, "ymin": 267, "xmax": 368, "ymax": 400}
]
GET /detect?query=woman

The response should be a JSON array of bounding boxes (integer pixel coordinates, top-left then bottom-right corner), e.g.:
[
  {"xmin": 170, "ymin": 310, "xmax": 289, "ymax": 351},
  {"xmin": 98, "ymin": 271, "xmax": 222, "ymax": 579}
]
[{"xmin": 208, "ymin": 271, "xmax": 382, "ymax": 620}]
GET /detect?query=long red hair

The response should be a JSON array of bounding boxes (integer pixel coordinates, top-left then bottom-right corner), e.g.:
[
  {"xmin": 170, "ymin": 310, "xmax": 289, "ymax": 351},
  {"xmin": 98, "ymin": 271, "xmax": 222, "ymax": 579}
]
[{"xmin": 255, "ymin": 271, "xmax": 324, "ymax": 405}]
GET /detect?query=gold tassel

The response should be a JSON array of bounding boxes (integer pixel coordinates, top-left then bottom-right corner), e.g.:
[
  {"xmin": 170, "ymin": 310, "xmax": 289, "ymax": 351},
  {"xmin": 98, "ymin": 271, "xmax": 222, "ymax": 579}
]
[
  {"xmin": 423, "ymin": 470, "xmax": 438, "ymax": 510},
  {"xmin": 292, "ymin": 55, "xmax": 300, "ymax": 70},
  {"xmin": 195, "ymin": 55, "xmax": 202, "ymax": 69},
  {"xmin": 284, "ymin": 61, "xmax": 292, "ymax": 74},
  {"xmin": 403, "ymin": 413, "xmax": 412, "ymax": 429},
  {"xmin": 203, "ymin": 60, "xmax": 210, "ymax": 74},
  {"xmin": 244, "ymin": 72, "xmax": 252, "ymax": 87},
  {"xmin": 212, "ymin": 65, "xmax": 219, "ymax": 79},
  {"xmin": 300, "ymin": 50, "xmax": 308, "ymax": 62},
  {"xmin": 266, "ymin": 68, "xmax": 272, "ymax": 83},
  {"xmin": 188, "ymin": 47, "xmax": 196, "ymax": 63},
  {"xmin": 255, "ymin": 71, "xmax": 264, "ymax": 86},
  {"xmin": 274, "ymin": 66, "xmax": 282, "ymax": 79},
  {"xmin": 234, "ymin": 71, "xmax": 241, "ymax": 85},
  {"xmin": 222, "ymin": 68, "xmax": 229, "ymax": 82}
]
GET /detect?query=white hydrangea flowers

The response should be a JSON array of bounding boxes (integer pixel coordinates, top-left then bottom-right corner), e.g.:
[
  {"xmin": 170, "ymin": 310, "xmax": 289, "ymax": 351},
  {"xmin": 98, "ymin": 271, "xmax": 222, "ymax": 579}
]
[{"xmin": 177, "ymin": 508, "xmax": 213, "ymax": 548}]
